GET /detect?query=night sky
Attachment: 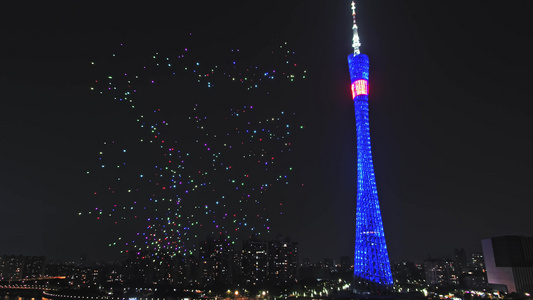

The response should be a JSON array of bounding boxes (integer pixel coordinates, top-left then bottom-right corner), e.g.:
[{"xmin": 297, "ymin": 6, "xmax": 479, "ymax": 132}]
[{"xmin": 1, "ymin": 1, "xmax": 532, "ymax": 264}]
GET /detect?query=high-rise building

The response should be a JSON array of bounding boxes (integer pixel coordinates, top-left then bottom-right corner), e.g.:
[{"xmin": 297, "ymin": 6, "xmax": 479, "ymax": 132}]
[
  {"xmin": 0, "ymin": 255, "xmax": 45, "ymax": 281},
  {"xmin": 454, "ymin": 248, "xmax": 468, "ymax": 274},
  {"xmin": 340, "ymin": 256, "xmax": 352, "ymax": 273},
  {"xmin": 268, "ymin": 237, "xmax": 298, "ymax": 286},
  {"xmin": 182, "ymin": 255, "xmax": 201, "ymax": 287},
  {"xmin": 469, "ymin": 252, "xmax": 486, "ymax": 272},
  {"xmin": 392, "ymin": 261, "xmax": 425, "ymax": 286},
  {"xmin": 122, "ymin": 251, "xmax": 155, "ymax": 286},
  {"xmin": 199, "ymin": 238, "xmax": 234, "ymax": 287},
  {"xmin": 482, "ymin": 236, "xmax": 533, "ymax": 293},
  {"xmin": 347, "ymin": 1, "xmax": 393, "ymax": 290},
  {"xmin": 423, "ymin": 259, "xmax": 458, "ymax": 286},
  {"xmin": 241, "ymin": 239, "xmax": 268, "ymax": 286},
  {"xmin": 0, "ymin": 255, "xmax": 26, "ymax": 280},
  {"xmin": 43, "ymin": 260, "xmax": 79, "ymax": 279},
  {"xmin": 22, "ymin": 256, "xmax": 46, "ymax": 279}
]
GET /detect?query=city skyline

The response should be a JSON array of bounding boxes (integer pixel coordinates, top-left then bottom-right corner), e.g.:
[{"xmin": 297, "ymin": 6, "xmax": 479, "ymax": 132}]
[{"xmin": 1, "ymin": 1, "xmax": 533, "ymax": 264}]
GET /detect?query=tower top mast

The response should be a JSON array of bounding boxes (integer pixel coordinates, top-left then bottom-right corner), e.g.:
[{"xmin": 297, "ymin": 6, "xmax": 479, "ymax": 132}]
[{"xmin": 351, "ymin": 1, "xmax": 361, "ymax": 55}]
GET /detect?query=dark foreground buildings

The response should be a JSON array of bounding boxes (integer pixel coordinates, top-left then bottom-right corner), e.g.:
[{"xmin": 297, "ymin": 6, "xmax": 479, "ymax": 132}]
[
  {"xmin": 0, "ymin": 255, "xmax": 46, "ymax": 280},
  {"xmin": 120, "ymin": 236, "xmax": 298, "ymax": 291},
  {"xmin": 1, "ymin": 237, "xmax": 297, "ymax": 295}
]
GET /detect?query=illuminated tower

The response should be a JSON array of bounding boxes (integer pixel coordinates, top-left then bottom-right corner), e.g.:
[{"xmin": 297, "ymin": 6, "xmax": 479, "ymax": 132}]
[{"xmin": 347, "ymin": 1, "xmax": 393, "ymax": 290}]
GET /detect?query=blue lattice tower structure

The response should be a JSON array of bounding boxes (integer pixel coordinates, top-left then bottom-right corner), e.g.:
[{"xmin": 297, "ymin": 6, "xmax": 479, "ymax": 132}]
[{"xmin": 347, "ymin": 1, "xmax": 393, "ymax": 291}]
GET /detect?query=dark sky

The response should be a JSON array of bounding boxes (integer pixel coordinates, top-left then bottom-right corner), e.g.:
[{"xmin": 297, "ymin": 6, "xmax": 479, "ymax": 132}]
[{"xmin": 1, "ymin": 1, "xmax": 532, "ymax": 264}]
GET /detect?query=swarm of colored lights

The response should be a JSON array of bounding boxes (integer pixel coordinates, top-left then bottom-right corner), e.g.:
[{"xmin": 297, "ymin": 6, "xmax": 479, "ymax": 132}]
[{"xmin": 83, "ymin": 36, "xmax": 307, "ymax": 259}]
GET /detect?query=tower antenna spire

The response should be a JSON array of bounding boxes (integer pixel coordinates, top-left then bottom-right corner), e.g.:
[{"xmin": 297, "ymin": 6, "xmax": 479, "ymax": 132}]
[{"xmin": 351, "ymin": 1, "xmax": 361, "ymax": 55}]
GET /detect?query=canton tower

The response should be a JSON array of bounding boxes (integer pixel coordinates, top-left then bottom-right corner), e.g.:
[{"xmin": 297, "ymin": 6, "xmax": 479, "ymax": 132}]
[{"xmin": 347, "ymin": 1, "xmax": 393, "ymax": 290}]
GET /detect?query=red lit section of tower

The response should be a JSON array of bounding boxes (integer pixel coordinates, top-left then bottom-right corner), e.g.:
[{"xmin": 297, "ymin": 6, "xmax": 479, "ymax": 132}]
[{"xmin": 351, "ymin": 79, "xmax": 369, "ymax": 98}]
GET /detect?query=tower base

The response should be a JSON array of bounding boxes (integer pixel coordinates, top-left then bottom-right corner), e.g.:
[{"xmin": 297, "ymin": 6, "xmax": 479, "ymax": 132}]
[{"xmin": 353, "ymin": 276, "xmax": 393, "ymax": 295}]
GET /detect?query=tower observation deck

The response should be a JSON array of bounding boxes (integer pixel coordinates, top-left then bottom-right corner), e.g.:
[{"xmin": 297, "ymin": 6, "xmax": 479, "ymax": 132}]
[{"xmin": 347, "ymin": 1, "xmax": 393, "ymax": 291}]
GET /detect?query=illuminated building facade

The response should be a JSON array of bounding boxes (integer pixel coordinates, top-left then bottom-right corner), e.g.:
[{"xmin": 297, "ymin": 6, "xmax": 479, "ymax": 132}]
[
  {"xmin": 423, "ymin": 259, "xmax": 458, "ymax": 286},
  {"xmin": 0, "ymin": 255, "xmax": 45, "ymax": 280},
  {"xmin": 482, "ymin": 236, "xmax": 533, "ymax": 293},
  {"xmin": 0, "ymin": 255, "xmax": 25, "ymax": 280},
  {"xmin": 347, "ymin": 1, "xmax": 393, "ymax": 289},
  {"xmin": 241, "ymin": 239, "xmax": 268, "ymax": 286},
  {"xmin": 268, "ymin": 237, "xmax": 299, "ymax": 286},
  {"xmin": 199, "ymin": 238, "xmax": 234, "ymax": 287}
]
